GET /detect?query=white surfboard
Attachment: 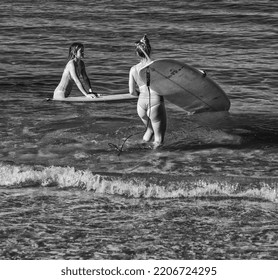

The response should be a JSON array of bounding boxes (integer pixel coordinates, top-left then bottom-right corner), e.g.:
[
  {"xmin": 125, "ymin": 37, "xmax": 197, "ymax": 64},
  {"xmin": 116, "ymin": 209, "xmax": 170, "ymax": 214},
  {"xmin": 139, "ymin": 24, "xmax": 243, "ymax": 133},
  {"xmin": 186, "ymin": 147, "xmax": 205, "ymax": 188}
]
[
  {"xmin": 139, "ymin": 59, "xmax": 230, "ymax": 113},
  {"xmin": 51, "ymin": 93, "xmax": 137, "ymax": 102}
]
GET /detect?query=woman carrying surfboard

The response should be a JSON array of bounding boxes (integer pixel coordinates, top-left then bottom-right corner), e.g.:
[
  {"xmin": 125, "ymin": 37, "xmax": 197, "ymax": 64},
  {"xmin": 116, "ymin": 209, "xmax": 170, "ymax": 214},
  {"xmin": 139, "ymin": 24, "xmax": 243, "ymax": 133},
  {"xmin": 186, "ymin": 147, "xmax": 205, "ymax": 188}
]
[
  {"xmin": 53, "ymin": 42, "xmax": 98, "ymax": 99},
  {"xmin": 129, "ymin": 35, "xmax": 167, "ymax": 149}
]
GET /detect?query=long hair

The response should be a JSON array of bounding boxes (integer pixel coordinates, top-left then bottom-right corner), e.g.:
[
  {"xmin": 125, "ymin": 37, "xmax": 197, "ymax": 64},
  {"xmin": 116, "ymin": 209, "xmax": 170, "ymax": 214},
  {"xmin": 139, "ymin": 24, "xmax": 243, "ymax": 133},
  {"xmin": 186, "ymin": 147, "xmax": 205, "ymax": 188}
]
[
  {"xmin": 135, "ymin": 34, "xmax": 151, "ymax": 59},
  {"xmin": 68, "ymin": 42, "xmax": 84, "ymax": 60}
]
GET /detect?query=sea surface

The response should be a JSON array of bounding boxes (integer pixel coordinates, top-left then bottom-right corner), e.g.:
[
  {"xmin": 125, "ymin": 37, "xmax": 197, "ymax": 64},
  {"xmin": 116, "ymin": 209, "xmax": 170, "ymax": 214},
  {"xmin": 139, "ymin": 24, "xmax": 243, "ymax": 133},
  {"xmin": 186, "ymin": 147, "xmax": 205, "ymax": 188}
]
[{"xmin": 0, "ymin": 0, "xmax": 278, "ymax": 260}]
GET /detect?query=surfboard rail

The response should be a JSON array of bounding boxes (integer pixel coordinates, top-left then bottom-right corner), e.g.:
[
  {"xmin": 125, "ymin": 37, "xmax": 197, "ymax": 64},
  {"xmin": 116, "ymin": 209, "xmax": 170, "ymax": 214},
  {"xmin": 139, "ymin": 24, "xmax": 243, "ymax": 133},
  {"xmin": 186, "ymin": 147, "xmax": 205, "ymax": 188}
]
[{"xmin": 50, "ymin": 94, "xmax": 138, "ymax": 103}]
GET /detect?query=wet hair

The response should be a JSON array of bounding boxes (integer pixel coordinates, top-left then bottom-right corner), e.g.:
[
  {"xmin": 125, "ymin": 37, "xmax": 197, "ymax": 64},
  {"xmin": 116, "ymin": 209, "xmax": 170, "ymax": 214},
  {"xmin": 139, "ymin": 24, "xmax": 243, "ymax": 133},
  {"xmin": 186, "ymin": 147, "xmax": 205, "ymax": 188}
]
[
  {"xmin": 68, "ymin": 42, "xmax": 84, "ymax": 59},
  {"xmin": 135, "ymin": 34, "xmax": 151, "ymax": 58}
]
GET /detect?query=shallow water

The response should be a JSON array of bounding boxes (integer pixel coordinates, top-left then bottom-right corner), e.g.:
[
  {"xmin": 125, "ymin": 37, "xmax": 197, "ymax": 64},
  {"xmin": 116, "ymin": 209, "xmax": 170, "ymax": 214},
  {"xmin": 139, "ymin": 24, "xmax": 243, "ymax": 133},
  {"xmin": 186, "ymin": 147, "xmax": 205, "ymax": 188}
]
[
  {"xmin": 1, "ymin": 0, "xmax": 278, "ymax": 259},
  {"xmin": 1, "ymin": 187, "xmax": 277, "ymax": 260}
]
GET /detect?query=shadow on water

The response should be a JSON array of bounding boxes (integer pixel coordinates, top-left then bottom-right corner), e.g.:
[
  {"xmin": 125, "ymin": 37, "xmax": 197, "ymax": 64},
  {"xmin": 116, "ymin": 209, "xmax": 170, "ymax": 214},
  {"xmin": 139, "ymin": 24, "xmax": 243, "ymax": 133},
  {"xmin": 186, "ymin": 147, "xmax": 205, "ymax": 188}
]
[{"xmin": 167, "ymin": 110, "xmax": 278, "ymax": 150}]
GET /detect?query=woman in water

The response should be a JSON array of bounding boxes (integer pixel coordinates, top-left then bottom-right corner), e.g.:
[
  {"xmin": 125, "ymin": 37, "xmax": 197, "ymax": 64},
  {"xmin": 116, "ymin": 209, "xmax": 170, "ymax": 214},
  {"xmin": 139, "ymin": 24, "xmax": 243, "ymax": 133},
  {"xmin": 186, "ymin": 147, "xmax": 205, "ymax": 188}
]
[
  {"xmin": 129, "ymin": 35, "xmax": 167, "ymax": 148},
  {"xmin": 53, "ymin": 42, "xmax": 98, "ymax": 99}
]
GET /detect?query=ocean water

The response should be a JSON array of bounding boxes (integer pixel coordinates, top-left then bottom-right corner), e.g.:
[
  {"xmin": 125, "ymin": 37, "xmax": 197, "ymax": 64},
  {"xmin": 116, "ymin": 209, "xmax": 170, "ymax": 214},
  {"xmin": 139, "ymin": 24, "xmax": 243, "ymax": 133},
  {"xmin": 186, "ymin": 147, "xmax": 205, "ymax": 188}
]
[{"xmin": 0, "ymin": 0, "xmax": 278, "ymax": 260}]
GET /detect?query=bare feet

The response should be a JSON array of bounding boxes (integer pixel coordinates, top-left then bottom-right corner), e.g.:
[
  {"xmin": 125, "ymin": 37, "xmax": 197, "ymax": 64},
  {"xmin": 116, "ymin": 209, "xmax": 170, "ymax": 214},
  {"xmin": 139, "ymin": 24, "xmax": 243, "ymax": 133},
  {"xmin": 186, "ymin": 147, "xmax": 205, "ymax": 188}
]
[{"xmin": 152, "ymin": 141, "xmax": 163, "ymax": 149}]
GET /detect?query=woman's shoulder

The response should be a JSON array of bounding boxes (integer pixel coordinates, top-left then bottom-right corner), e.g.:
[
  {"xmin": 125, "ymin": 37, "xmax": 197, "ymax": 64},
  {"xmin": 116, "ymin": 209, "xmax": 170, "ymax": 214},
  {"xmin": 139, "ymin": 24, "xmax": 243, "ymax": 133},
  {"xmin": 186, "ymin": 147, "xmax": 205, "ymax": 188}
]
[
  {"xmin": 66, "ymin": 59, "xmax": 75, "ymax": 68},
  {"xmin": 130, "ymin": 63, "xmax": 141, "ymax": 73},
  {"xmin": 130, "ymin": 64, "xmax": 136, "ymax": 71},
  {"xmin": 129, "ymin": 65, "xmax": 136, "ymax": 76},
  {"xmin": 66, "ymin": 59, "xmax": 84, "ymax": 70}
]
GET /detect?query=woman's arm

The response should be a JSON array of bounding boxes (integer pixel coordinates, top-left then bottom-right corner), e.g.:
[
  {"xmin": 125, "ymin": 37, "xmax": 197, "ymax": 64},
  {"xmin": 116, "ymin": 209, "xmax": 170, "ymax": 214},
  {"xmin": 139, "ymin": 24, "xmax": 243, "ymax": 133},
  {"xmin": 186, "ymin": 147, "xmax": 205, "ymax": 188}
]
[
  {"xmin": 129, "ymin": 67, "xmax": 139, "ymax": 96},
  {"xmin": 80, "ymin": 61, "xmax": 98, "ymax": 97},
  {"xmin": 68, "ymin": 61, "xmax": 90, "ymax": 97}
]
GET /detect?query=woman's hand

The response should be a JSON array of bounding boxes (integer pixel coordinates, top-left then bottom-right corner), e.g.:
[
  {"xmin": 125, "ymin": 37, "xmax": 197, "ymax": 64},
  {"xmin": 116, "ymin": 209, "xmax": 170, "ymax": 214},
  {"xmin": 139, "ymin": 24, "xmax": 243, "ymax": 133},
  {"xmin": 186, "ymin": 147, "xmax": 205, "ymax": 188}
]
[
  {"xmin": 86, "ymin": 93, "xmax": 98, "ymax": 98},
  {"xmin": 88, "ymin": 89, "xmax": 99, "ymax": 98}
]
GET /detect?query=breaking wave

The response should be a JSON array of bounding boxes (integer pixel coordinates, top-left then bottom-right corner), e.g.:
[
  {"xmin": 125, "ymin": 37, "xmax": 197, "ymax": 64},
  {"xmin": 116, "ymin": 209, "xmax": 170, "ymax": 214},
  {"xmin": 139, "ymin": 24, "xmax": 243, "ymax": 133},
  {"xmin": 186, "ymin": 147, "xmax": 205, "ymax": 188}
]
[{"xmin": 1, "ymin": 162, "xmax": 277, "ymax": 202}]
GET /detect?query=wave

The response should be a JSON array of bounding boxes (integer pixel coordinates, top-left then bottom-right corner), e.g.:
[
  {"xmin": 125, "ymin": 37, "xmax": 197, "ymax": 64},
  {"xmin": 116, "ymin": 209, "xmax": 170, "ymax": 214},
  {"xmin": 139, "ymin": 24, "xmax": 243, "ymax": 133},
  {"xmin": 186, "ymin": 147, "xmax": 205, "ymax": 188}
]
[{"xmin": 1, "ymin": 162, "xmax": 277, "ymax": 202}]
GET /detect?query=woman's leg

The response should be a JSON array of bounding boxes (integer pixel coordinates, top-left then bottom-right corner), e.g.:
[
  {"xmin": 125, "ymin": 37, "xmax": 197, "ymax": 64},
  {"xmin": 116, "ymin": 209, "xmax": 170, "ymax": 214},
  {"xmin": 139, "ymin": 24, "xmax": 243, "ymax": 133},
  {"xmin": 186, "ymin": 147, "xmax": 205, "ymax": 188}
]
[
  {"xmin": 149, "ymin": 102, "xmax": 167, "ymax": 145},
  {"xmin": 137, "ymin": 102, "xmax": 154, "ymax": 142}
]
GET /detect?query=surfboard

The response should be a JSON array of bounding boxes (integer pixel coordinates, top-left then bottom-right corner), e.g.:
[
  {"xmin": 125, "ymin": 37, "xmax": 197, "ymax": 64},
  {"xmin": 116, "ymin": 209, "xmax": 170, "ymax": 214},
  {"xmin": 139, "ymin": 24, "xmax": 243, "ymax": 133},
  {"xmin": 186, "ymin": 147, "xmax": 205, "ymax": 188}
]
[
  {"xmin": 139, "ymin": 59, "xmax": 230, "ymax": 113},
  {"xmin": 51, "ymin": 93, "xmax": 137, "ymax": 102}
]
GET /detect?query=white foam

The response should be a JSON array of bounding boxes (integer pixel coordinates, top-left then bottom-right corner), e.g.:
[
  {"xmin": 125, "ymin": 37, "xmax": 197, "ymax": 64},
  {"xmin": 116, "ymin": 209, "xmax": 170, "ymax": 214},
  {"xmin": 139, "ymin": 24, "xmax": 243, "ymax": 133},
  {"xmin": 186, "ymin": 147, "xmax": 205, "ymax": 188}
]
[{"xmin": 0, "ymin": 163, "xmax": 277, "ymax": 202}]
